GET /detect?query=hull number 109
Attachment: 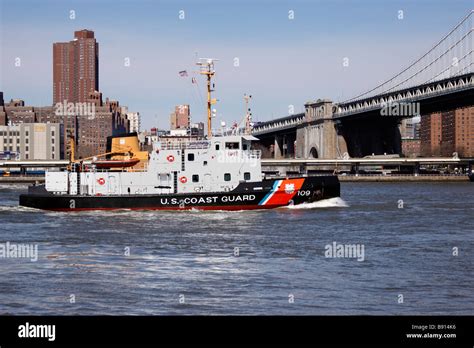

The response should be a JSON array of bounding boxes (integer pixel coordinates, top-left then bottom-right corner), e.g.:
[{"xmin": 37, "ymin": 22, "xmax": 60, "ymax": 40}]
[{"xmin": 297, "ymin": 190, "xmax": 311, "ymax": 196}]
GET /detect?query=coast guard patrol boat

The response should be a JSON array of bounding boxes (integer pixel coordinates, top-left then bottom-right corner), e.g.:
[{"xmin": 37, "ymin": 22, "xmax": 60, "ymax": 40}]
[{"xmin": 19, "ymin": 59, "xmax": 340, "ymax": 211}]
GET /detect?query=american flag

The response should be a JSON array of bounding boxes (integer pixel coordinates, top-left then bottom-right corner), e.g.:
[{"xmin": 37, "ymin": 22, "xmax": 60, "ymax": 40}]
[{"xmin": 178, "ymin": 70, "xmax": 188, "ymax": 77}]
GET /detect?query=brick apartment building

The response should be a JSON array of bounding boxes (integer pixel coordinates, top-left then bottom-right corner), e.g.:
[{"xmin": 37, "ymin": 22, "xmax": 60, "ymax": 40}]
[
  {"xmin": 75, "ymin": 93, "xmax": 129, "ymax": 158},
  {"xmin": 420, "ymin": 106, "xmax": 474, "ymax": 157},
  {"xmin": 0, "ymin": 95, "xmax": 129, "ymax": 159},
  {"xmin": 53, "ymin": 29, "xmax": 99, "ymax": 104},
  {"xmin": 401, "ymin": 139, "xmax": 421, "ymax": 158},
  {"xmin": 420, "ymin": 112, "xmax": 442, "ymax": 156}
]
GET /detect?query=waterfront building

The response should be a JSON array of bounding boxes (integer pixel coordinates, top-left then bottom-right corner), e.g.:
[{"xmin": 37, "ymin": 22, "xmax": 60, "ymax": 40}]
[
  {"xmin": 0, "ymin": 92, "xmax": 130, "ymax": 159},
  {"xmin": 420, "ymin": 112, "xmax": 442, "ymax": 157},
  {"xmin": 420, "ymin": 106, "xmax": 474, "ymax": 157},
  {"xmin": 401, "ymin": 139, "xmax": 421, "ymax": 158},
  {"xmin": 440, "ymin": 107, "xmax": 474, "ymax": 157},
  {"xmin": 0, "ymin": 123, "xmax": 63, "ymax": 160}
]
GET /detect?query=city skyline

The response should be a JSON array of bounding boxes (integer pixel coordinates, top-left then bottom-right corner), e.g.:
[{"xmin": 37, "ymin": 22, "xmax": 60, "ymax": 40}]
[{"xmin": 0, "ymin": 0, "xmax": 472, "ymax": 130}]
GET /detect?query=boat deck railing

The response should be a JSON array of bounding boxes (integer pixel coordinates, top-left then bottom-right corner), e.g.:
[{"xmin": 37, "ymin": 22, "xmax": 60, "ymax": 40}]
[
  {"xmin": 159, "ymin": 141, "xmax": 211, "ymax": 150},
  {"xmin": 69, "ymin": 163, "xmax": 149, "ymax": 173}
]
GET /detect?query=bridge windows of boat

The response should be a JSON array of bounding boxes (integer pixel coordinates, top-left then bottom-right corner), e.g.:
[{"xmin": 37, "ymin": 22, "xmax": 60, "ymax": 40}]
[
  {"xmin": 188, "ymin": 153, "xmax": 195, "ymax": 161},
  {"xmin": 192, "ymin": 174, "xmax": 199, "ymax": 183},
  {"xmin": 224, "ymin": 173, "xmax": 231, "ymax": 181},
  {"xmin": 225, "ymin": 142, "xmax": 240, "ymax": 150},
  {"xmin": 244, "ymin": 172, "xmax": 251, "ymax": 181},
  {"xmin": 203, "ymin": 161, "xmax": 208, "ymax": 166}
]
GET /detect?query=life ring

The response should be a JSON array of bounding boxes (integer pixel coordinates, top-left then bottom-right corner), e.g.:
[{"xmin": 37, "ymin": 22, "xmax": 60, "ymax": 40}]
[
  {"xmin": 167, "ymin": 155, "xmax": 175, "ymax": 162},
  {"xmin": 179, "ymin": 176, "xmax": 187, "ymax": 184},
  {"xmin": 97, "ymin": 177, "xmax": 105, "ymax": 185}
]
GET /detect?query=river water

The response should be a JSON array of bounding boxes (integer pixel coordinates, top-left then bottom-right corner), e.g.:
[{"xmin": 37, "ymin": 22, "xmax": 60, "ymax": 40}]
[{"xmin": 0, "ymin": 182, "xmax": 473, "ymax": 315}]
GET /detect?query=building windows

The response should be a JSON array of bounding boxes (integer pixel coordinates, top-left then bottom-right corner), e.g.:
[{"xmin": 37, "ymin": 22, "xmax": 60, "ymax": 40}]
[
  {"xmin": 244, "ymin": 172, "xmax": 251, "ymax": 181},
  {"xmin": 188, "ymin": 153, "xmax": 195, "ymax": 161},
  {"xmin": 224, "ymin": 173, "xmax": 231, "ymax": 181},
  {"xmin": 192, "ymin": 174, "xmax": 199, "ymax": 183},
  {"xmin": 215, "ymin": 144, "xmax": 220, "ymax": 151}
]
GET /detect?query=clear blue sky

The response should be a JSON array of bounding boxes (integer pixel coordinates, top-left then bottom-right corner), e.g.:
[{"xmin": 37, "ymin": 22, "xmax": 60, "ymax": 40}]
[{"xmin": 0, "ymin": 0, "xmax": 472, "ymax": 129}]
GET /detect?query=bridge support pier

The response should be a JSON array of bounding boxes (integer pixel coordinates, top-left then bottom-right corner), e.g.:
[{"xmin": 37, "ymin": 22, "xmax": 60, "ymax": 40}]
[
  {"xmin": 274, "ymin": 135, "xmax": 283, "ymax": 159},
  {"xmin": 295, "ymin": 99, "xmax": 348, "ymax": 159},
  {"xmin": 273, "ymin": 134, "xmax": 296, "ymax": 159}
]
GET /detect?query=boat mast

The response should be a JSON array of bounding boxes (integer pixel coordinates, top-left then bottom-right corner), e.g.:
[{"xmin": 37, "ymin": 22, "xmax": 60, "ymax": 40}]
[
  {"xmin": 244, "ymin": 94, "xmax": 252, "ymax": 135},
  {"xmin": 196, "ymin": 58, "xmax": 217, "ymax": 138}
]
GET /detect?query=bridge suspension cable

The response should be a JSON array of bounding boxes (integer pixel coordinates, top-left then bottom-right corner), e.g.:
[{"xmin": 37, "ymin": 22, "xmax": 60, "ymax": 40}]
[{"xmin": 343, "ymin": 10, "xmax": 474, "ymax": 103}]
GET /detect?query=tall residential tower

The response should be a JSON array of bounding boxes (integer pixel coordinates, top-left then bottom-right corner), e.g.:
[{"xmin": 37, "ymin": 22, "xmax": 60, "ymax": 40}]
[{"xmin": 53, "ymin": 30, "xmax": 99, "ymax": 104}]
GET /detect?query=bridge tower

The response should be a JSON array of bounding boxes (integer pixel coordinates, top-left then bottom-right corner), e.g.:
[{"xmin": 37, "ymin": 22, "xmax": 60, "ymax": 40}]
[{"xmin": 295, "ymin": 99, "xmax": 347, "ymax": 159}]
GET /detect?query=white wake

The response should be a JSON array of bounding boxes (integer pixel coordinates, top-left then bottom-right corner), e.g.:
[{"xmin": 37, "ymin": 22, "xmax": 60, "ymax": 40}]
[{"xmin": 284, "ymin": 197, "xmax": 349, "ymax": 209}]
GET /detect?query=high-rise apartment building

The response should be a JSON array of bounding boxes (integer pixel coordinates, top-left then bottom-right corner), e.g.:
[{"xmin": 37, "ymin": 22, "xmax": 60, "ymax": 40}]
[{"xmin": 53, "ymin": 30, "xmax": 99, "ymax": 104}]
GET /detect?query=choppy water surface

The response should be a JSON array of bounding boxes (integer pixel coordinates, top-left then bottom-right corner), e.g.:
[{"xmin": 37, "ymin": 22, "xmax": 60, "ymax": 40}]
[{"xmin": 0, "ymin": 182, "xmax": 473, "ymax": 315}]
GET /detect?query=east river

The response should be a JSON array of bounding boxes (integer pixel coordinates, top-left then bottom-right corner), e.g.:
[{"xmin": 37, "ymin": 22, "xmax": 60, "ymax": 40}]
[{"xmin": 0, "ymin": 182, "xmax": 472, "ymax": 314}]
